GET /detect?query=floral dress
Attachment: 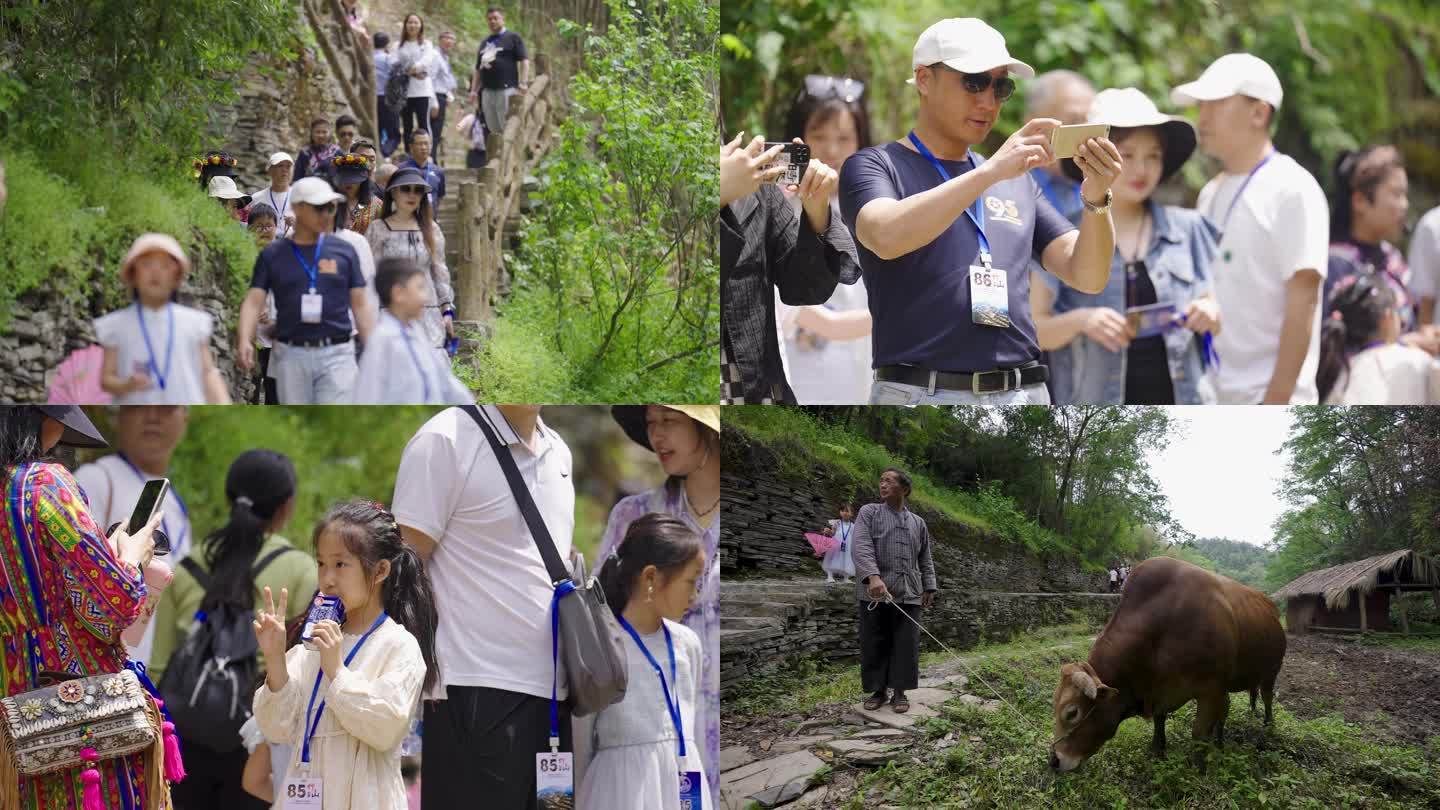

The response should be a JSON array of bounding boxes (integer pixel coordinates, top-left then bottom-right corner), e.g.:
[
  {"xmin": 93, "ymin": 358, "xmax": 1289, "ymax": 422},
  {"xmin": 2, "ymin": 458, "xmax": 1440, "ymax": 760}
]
[
  {"xmin": 366, "ymin": 218, "xmax": 453, "ymax": 360},
  {"xmin": 0, "ymin": 462, "xmax": 151, "ymax": 810},
  {"xmin": 597, "ymin": 486, "xmax": 719, "ymax": 808},
  {"xmin": 347, "ymin": 198, "xmax": 384, "ymax": 236}
]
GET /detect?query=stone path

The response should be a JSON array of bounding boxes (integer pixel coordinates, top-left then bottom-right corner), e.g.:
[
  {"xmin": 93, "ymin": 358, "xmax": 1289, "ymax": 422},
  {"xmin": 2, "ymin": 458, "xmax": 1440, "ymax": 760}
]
[{"xmin": 720, "ymin": 640, "xmax": 1092, "ymax": 809}]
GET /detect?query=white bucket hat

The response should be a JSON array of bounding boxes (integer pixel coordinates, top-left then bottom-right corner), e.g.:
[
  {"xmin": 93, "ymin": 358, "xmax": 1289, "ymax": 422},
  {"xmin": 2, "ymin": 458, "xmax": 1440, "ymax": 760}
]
[
  {"xmin": 206, "ymin": 175, "xmax": 251, "ymax": 206},
  {"xmin": 1171, "ymin": 53, "xmax": 1283, "ymax": 110},
  {"xmin": 1063, "ymin": 87, "xmax": 1197, "ymax": 183},
  {"xmin": 906, "ymin": 18, "xmax": 1034, "ymax": 86}
]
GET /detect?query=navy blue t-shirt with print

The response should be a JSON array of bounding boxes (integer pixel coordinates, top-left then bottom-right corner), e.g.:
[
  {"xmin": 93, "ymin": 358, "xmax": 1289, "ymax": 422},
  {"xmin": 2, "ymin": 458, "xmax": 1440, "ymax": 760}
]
[
  {"xmin": 478, "ymin": 30, "xmax": 527, "ymax": 90},
  {"xmin": 249, "ymin": 235, "xmax": 366, "ymax": 342},
  {"xmin": 839, "ymin": 141, "xmax": 1076, "ymax": 372}
]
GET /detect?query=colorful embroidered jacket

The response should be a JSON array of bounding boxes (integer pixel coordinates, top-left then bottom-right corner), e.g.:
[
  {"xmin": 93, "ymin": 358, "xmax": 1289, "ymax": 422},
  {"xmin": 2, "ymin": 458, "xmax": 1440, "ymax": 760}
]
[{"xmin": 1, "ymin": 462, "xmax": 150, "ymax": 809}]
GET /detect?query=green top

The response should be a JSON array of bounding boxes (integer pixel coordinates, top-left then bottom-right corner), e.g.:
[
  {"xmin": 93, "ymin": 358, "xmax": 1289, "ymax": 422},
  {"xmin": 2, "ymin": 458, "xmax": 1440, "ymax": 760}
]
[{"xmin": 149, "ymin": 533, "xmax": 319, "ymax": 680}]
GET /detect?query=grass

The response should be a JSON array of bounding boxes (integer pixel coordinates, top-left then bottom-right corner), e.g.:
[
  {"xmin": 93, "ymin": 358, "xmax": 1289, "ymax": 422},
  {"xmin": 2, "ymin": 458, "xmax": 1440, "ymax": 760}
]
[
  {"xmin": 724, "ymin": 406, "xmax": 1086, "ymax": 559},
  {"xmin": 726, "ymin": 628, "xmax": 1440, "ymax": 809}
]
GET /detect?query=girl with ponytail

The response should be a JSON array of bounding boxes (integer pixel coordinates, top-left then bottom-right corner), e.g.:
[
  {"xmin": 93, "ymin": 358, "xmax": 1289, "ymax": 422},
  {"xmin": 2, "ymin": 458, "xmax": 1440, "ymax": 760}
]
[
  {"xmin": 581, "ymin": 513, "xmax": 710, "ymax": 809},
  {"xmin": 251, "ymin": 499, "xmax": 437, "ymax": 810},
  {"xmin": 1318, "ymin": 274, "xmax": 1440, "ymax": 404}
]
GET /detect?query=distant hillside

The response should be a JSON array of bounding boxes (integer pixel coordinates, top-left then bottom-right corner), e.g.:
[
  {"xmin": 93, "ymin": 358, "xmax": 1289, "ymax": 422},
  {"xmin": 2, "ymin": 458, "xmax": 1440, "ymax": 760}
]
[{"xmin": 1192, "ymin": 537, "xmax": 1274, "ymax": 590}]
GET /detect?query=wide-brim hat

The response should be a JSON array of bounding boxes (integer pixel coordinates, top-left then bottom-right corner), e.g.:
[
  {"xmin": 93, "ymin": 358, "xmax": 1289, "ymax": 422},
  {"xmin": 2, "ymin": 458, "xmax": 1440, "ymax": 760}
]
[
  {"xmin": 1062, "ymin": 87, "xmax": 1196, "ymax": 184},
  {"xmin": 207, "ymin": 175, "xmax": 252, "ymax": 207},
  {"xmin": 611, "ymin": 405, "xmax": 720, "ymax": 451},
  {"xmin": 35, "ymin": 406, "xmax": 108, "ymax": 448},
  {"xmin": 386, "ymin": 166, "xmax": 432, "ymax": 196},
  {"xmin": 119, "ymin": 233, "xmax": 192, "ymax": 287}
]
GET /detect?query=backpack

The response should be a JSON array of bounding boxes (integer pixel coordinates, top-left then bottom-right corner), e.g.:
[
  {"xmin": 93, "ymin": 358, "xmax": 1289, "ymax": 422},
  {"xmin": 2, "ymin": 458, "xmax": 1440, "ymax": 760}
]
[
  {"xmin": 384, "ymin": 53, "xmax": 411, "ymax": 114},
  {"xmin": 157, "ymin": 547, "xmax": 296, "ymax": 753}
]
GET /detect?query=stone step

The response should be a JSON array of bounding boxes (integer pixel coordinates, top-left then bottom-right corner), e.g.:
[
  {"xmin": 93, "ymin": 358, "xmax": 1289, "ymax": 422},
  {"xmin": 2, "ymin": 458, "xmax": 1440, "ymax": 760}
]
[
  {"xmin": 721, "ymin": 616, "xmax": 785, "ymax": 631},
  {"xmin": 718, "ymin": 599, "xmax": 809, "ymax": 619}
]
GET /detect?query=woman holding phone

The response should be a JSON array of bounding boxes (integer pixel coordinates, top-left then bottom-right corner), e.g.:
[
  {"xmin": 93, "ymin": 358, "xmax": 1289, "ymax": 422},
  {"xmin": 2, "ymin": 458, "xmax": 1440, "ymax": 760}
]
[
  {"xmin": 0, "ymin": 406, "xmax": 171, "ymax": 808},
  {"xmin": 1031, "ymin": 88, "xmax": 1222, "ymax": 404}
]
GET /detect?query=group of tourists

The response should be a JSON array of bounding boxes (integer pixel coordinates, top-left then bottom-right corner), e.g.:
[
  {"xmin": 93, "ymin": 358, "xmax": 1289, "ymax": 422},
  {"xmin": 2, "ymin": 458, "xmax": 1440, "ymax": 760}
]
[
  {"xmin": 0, "ymin": 403, "xmax": 720, "ymax": 809},
  {"xmin": 720, "ymin": 16, "xmax": 1440, "ymax": 406},
  {"xmin": 1107, "ymin": 564, "xmax": 1130, "ymax": 593}
]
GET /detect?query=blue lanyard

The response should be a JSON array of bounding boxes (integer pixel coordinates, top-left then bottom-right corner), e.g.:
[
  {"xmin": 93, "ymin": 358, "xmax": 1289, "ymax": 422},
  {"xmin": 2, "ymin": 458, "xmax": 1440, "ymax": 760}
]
[
  {"xmin": 116, "ymin": 452, "xmax": 188, "ymax": 558},
  {"xmin": 1033, "ymin": 169, "xmax": 1081, "ymax": 217},
  {"xmin": 1217, "ymin": 149, "xmax": 1276, "ymax": 235},
  {"xmin": 301, "ymin": 611, "xmax": 388, "ymax": 764},
  {"xmin": 548, "ymin": 580, "xmax": 577, "ymax": 751},
  {"xmin": 290, "ymin": 233, "xmax": 326, "ymax": 293},
  {"xmin": 839, "ymin": 522, "xmax": 851, "ymax": 550},
  {"xmin": 134, "ymin": 302, "xmax": 175, "ymax": 391},
  {"xmin": 396, "ymin": 316, "xmax": 433, "ymax": 402},
  {"xmin": 268, "ymin": 189, "xmax": 291, "ymax": 218},
  {"xmin": 908, "ymin": 131, "xmax": 991, "ymax": 265},
  {"xmin": 616, "ymin": 615, "xmax": 686, "ymax": 758}
]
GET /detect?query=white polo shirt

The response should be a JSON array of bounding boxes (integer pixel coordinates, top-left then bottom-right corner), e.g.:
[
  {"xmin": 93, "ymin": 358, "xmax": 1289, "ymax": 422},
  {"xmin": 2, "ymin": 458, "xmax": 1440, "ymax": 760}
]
[
  {"xmin": 1407, "ymin": 206, "xmax": 1440, "ymax": 306},
  {"xmin": 1198, "ymin": 152, "xmax": 1329, "ymax": 404},
  {"xmin": 73, "ymin": 453, "xmax": 193, "ymax": 664},
  {"xmin": 392, "ymin": 406, "xmax": 575, "ymax": 701}
]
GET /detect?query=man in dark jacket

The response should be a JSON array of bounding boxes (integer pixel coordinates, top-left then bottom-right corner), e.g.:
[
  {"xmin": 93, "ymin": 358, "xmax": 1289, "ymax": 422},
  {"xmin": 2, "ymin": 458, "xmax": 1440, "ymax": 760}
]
[{"xmin": 720, "ymin": 134, "xmax": 860, "ymax": 403}]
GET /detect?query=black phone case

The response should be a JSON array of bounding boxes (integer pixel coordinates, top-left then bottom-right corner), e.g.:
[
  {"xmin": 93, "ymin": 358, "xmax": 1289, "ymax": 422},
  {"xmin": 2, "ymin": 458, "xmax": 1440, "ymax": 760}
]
[{"xmin": 764, "ymin": 142, "xmax": 811, "ymax": 185}]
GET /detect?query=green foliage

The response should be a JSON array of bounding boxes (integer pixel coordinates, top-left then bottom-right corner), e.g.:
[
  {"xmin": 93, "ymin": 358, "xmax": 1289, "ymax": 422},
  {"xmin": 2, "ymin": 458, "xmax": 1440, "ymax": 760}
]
[
  {"xmin": 720, "ymin": 0, "xmax": 1440, "ymax": 206},
  {"xmin": 1267, "ymin": 407, "xmax": 1440, "ymax": 592},
  {"xmin": 1191, "ymin": 537, "xmax": 1275, "ymax": 589},
  {"xmin": 0, "ymin": 149, "xmax": 259, "ymax": 328},
  {"xmin": 0, "ymin": 0, "xmax": 297, "ymax": 171},
  {"xmin": 494, "ymin": 0, "xmax": 719, "ymax": 402},
  {"xmin": 727, "ymin": 405, "xmax": 1184, "ymax": 565}
]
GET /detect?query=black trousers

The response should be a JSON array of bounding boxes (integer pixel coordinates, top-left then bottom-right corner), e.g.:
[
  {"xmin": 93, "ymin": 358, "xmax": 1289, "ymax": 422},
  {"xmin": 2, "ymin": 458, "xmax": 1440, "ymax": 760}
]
[
  {"xmin": 858, "ymin": 600, "xmax": 922, "ymax": 693},
  {"xmin": 402, "ymin": 95, "xmax": 432, "ymax": 151},
  {"xmin": 422, "ymin": 686, "xmax": 574, "ymax": 810},
  {"xmin": 257, "ymin": 347, "xmax": 278, "ymax": 405},
  {"xmin": 171, "ymin": 743, "xmax": 269, "ymax": 810},
  {"xmin": 378, "ymin": 95, "xmax": 401, "ymax": 156},
  {"xmin": 433, "ymin": 92, "xmax": 449, "ymax": 161}
]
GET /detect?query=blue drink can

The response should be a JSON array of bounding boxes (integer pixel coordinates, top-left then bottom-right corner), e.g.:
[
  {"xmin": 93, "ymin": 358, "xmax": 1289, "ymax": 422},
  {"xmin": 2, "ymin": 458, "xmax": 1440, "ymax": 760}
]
[{"xmin": 301, "ymin": 593, "xmax": 346, "ymax": 648}]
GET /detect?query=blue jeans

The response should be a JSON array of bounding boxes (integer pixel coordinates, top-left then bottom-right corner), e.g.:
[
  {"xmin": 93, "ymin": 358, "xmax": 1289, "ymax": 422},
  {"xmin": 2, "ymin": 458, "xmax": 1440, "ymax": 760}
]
[
  {"xmin": 273, "ymin": 341, "xmax": 358, "ymax": 404},
  {"xmin": 868, "ymin": 379, "xmax": 1052, "ymax": 405}
]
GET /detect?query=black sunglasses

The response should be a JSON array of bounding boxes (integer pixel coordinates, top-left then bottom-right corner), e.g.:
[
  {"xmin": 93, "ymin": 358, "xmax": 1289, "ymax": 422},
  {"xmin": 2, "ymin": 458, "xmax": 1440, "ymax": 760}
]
[
  {"xmin": 395, "ymin": 185, "xmax": 428, "ymax": 195},
  {"xmin": 930, "ymin": 64, "xmax": 1016, "ymax": 102},
  {"xmin": 803, "ymin": 74, "xmax": 865, "ymax": 103}
]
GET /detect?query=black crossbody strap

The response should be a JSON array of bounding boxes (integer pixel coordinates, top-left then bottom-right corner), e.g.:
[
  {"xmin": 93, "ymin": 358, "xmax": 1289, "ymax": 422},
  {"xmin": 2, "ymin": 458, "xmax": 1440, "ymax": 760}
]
[
  {"xmin": 181, "ymin": 546, "xmax": 294, "ymax": 595},
  {"xmin": 462, "ymin": 406, "xmax": 570, "ymax": 585}
]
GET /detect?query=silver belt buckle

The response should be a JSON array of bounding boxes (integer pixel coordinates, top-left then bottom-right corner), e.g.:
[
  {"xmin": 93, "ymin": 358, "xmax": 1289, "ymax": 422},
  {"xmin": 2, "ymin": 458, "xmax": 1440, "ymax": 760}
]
[
  {"xmin": 1013, "ymin": 367, "xmax": 1023, "ymax": 390},
  {"xmin": 971, "ymin": 372, "xmax": 984, "ymax": 396}
]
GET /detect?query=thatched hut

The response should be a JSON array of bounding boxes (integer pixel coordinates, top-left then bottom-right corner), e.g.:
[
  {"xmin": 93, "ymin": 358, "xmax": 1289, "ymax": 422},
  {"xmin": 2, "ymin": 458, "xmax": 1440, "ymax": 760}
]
[{"xmin": 1271, "ymin": 550, "xmax": 1440, "ymax": 635}]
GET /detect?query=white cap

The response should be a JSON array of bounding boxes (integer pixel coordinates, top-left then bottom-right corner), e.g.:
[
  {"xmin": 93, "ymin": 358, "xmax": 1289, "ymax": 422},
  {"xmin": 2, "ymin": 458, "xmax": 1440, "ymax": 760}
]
[
  {"xmin": 907, "ymin": 18, "xmax": 1034, "ymax": 86},
  {"xmin": 268, "ymin": 151, "xmax": 295, "ymax": 167},
  {"xmin": 290, "ymin": 176, "xmax": 345, "ymax": 207},
  {"xmin": 206, "ymin": 175, "xmax": 248, "ymax": 200},
  {"xmin": 1170, "ymin": 53, "xmax": 1283, "ymax": 110}
]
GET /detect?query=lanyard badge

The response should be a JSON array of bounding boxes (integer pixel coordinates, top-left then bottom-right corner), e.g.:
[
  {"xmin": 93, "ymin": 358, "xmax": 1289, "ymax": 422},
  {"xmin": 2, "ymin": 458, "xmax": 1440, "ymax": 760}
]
[
  {"xmin": 292, "ymin": 234, "xmax": 327, "ymax": 323},
  {"xmin": 907, "ymin": 132, "xmax": 1011, "ymax": 329},
  {"xmin": 617, "ymin": 615, "xmax": 698, "ymax": 806},
  {"xmin": 134, "ymin": 302, "xmax": 176, "ymax": 389},
  {"xmin": 541, "ymin": 581, "xmax": 577, "ymax": 805}
]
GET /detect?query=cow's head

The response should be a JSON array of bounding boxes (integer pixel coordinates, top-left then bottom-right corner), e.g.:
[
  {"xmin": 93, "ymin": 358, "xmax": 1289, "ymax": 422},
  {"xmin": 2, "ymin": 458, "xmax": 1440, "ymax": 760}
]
[{"xmin": 1049, "ymin": 662, "xmax": 1124, "ymax": 772}]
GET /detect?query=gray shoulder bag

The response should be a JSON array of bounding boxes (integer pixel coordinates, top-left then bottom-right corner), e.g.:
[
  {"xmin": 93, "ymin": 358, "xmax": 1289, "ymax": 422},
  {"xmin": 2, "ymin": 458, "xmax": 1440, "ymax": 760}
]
[{"xmin": 462, "ymin": 406, "xmax": 628, "ymax": 717}]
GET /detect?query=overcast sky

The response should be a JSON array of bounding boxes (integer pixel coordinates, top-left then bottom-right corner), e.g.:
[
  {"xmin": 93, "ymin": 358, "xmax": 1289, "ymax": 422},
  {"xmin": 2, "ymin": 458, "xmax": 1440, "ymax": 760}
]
[{"xmin": 1144, "ymin": 407, "xmax": 1295, "ymax": 547}]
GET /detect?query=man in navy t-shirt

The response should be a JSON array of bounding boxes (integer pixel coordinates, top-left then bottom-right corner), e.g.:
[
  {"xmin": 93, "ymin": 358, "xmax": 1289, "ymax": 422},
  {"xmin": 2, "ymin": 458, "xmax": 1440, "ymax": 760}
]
[
  {"xmin": 237, "ymin": 177, "xmax": 375, "ymax": 404},
  {"xmin": 839, "ymin": 17, "xmax": 1124, "ymax": 404}
]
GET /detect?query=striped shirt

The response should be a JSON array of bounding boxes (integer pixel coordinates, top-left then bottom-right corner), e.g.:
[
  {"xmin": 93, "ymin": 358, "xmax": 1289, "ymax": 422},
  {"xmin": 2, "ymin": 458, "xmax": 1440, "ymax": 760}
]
[{"xmin": 851, "ymin": 501, "xmax": 937, "ymax": 605}]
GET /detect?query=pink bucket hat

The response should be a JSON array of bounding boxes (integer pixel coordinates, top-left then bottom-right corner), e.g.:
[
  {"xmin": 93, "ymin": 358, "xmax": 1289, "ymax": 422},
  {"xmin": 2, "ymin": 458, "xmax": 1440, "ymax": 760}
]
[{"xmin": 119, "ymin": 233, "xmax": 192, "ymax": 287}]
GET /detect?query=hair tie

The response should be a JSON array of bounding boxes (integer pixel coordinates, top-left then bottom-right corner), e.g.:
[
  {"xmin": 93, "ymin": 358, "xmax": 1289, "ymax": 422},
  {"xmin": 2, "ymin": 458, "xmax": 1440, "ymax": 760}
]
[{"xmin": 234, "ymin": 496, "xmax": 255, "ymax": 510}]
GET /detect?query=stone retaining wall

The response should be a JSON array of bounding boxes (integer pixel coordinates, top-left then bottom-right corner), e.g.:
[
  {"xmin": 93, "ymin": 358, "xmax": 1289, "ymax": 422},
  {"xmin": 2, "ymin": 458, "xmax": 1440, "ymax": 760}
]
[
  {"xmin": 720, "ymin": 583, "xmax": 1118, "ymax": 695},
  {"xmin": 720, "ymin": 427, "xmax": 1107, "ymax": 594}
]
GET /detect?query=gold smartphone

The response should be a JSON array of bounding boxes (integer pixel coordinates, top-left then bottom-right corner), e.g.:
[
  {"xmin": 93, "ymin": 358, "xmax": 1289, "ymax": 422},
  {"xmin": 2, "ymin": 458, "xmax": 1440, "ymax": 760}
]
[{"xmin": 1050, "ymin": 124, "xmax": 1111, "ymax": 160}]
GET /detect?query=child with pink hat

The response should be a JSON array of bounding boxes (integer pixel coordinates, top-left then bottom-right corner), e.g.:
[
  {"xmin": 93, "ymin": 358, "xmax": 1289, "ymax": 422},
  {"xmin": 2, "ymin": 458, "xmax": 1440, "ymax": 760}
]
[{"xmin": 95, "ymin": 233, "xmax": 233, "ymax": 403}]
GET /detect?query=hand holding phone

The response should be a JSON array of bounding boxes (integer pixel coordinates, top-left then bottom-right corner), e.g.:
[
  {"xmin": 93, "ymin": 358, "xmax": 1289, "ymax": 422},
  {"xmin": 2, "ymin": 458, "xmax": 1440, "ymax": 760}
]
[
  {"xmin": 762, "ymin": 141, "xmax": 811, "ymax": 187},
  {"xmin": 1050, "ymin": 124, "xmax": 1111, "ymax": 160},
  {"xmin": 127, "ymin": 479, "xmax": 171, "ymax": 556}
]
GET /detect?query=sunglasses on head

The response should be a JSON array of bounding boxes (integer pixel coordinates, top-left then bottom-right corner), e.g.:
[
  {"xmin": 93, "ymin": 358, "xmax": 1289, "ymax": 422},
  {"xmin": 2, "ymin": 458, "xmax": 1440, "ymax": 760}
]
[
  {"xmin": 930, "ymin": 64, "xmax": 1016, "ymax": 101},
  {"xmin": 803, "ymin": 74, "xmax": 865, "ymax": 103}
]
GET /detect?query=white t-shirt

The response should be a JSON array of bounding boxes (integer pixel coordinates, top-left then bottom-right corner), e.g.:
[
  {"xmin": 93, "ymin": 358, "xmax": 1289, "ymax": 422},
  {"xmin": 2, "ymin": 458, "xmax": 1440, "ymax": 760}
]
[
  {"xmin": 1197, "ymin": 152, "xmax": 1329, "ymax": 404},
  {"xmin": 777, "ymin": 277, "xmax": 872, "ymax": 405},
  {"xmin": 351, "ymin": 312, "xmax": 474, "ymax": 404},
  {"xmin": 72, "ymin": 453, "xmax": 194, "ymax": 664},
  {"xmin": 1324, "ymin": 343, "xmax": 1440, "ymax": 405},
  {"xmin": 93, "ymin": 303, "xmax": 214, "ymax": 405},
  {"xmin": 397, "ymin": 41, "xmax": 439, "ymax": 99},
  {"xmin": 332, "ymin": 228, "xmax": 380, "ymax": 327},
  {"xmin": 392, "ymin": 406, "xmax": 575, "ymax": 700},
  {"xmin": 1406, "ymin": 206, "xmax": 1440, "ymax": 306}
]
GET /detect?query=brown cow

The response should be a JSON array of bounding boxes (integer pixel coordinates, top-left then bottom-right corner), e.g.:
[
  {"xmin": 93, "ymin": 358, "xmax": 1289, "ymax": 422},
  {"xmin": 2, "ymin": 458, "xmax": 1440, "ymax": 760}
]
[{"xmin": 1048, "ymin": 555, "xmax": 1285, "ymax": 772}]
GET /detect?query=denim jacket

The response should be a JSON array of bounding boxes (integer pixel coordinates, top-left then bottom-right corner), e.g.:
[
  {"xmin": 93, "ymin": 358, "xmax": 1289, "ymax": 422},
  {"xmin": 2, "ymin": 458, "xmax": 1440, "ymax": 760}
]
[{"xmin": 1043, "ymin": 202, "xmax": 1220, "ymax": 404}]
